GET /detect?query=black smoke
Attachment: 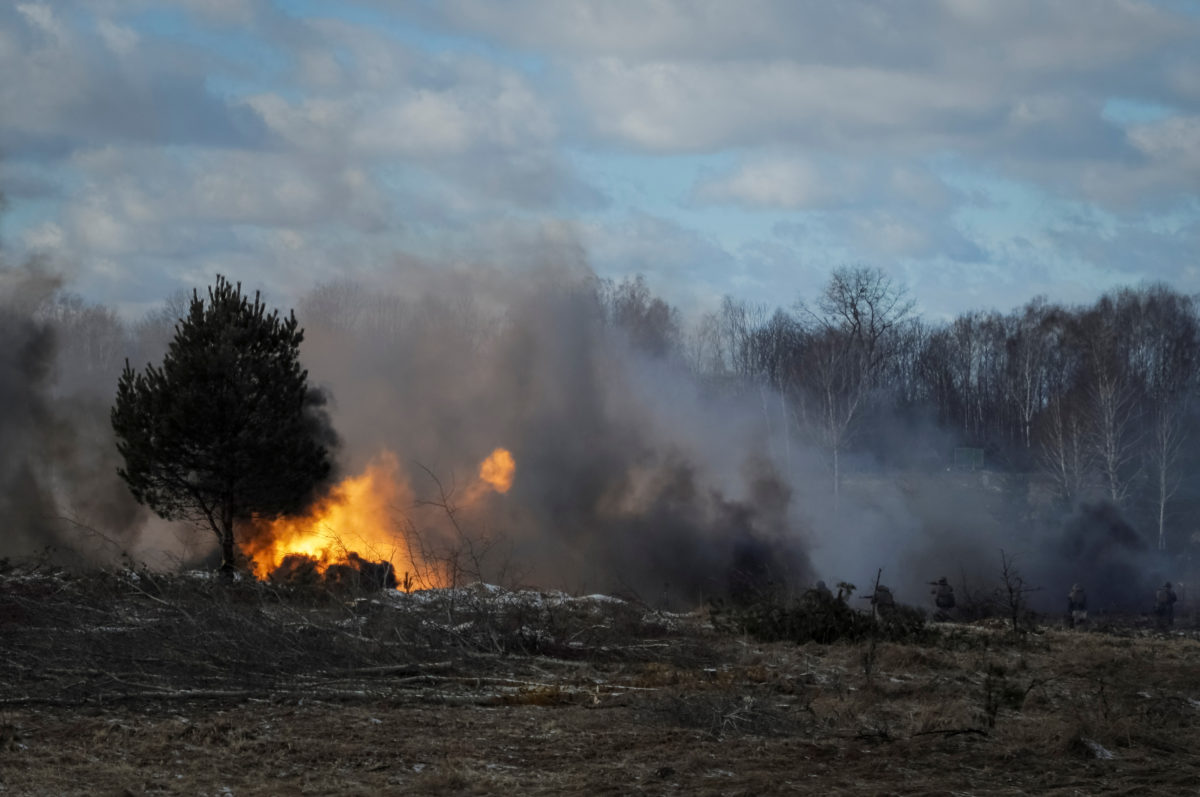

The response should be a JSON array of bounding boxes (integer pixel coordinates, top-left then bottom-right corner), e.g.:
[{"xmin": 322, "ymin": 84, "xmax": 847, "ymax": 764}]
[{"xmin": 1048, "ymin": 502, "xmax": 1155, "ymax": 612}]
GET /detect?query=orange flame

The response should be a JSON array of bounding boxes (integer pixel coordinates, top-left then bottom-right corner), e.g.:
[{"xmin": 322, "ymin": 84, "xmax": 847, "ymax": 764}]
[
  {"xmin": 479, "ymin": 447, "xmax": 516, "ymax": 493},
  {"xmin": 245, "ymin": 447, "xmax": 516, "ymax": 589},
  {"xmin": 244, "ymin": 451, "xmax": 413, "ymax": 581}
]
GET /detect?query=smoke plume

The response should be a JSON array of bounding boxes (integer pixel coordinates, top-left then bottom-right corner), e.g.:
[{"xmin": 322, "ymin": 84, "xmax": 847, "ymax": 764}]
[
  {"xmin": 1, "ymin": 254, "xmax": 1183, "ymax": 614},
  {"xmin": 288, "ymin": 264, "xmax": 811, "ymax": 605},
  {"xmin": 0, "ymin": 263, "xmax": 148, "ymax": 562}
]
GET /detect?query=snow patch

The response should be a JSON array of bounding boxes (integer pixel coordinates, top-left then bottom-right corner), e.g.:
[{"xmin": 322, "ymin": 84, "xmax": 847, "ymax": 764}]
[{"xmin": 1082, "ymin": 737, "xmax": 1115, "ymax": 760}]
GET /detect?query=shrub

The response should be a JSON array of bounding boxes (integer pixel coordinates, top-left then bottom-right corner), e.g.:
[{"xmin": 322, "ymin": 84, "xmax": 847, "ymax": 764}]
[{"xmin": 710, "ymin": 588, "xmax": 928, "ymax": 645}]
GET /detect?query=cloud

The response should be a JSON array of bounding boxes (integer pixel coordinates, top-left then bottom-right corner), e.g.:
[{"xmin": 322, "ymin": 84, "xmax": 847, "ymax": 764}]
[
  {"xmin": 428, "ymin": 0, "xmax": 1185, "ymax": 72},
  {"xmin": 1129, "ymin": 115, "xmax": 1200, "ymax": 171},
  {"xmin": 442, "ymin": 0, "xmax": 1195, "ymax": 214},
  {"xmin": 1, "ymin": 0, "xmax": 1198, "ymax": 326},
  {"xmin": 695, "ymin": 156, "xmax": 982, "ymax": 262},
  {"xmin": 577, "ymin": 212, "xmax": 740, "ymax": 308},
  {"xmin": 96, "ymin": 18, "xmax": 139, "ymax": 56},
  {"xmin": 695, "ymin": 157, "xmax": 954, "ymax": 211},
  {"xmin": 570, "ymin": 58, "xmax": 997, "ymax": 153},
  {"xmin": 695, "ymin": 158, "xmax": 842, "ymax": 210},
  {"xmin": 0, "ymin": 4, "xmax": 270, "ymax": 157}
]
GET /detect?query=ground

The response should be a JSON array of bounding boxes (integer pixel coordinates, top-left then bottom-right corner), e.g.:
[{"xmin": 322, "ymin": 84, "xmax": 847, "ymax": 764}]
[{"xmin": 1, "ymin": 567, "xmax": 1198, "ymax": 796}]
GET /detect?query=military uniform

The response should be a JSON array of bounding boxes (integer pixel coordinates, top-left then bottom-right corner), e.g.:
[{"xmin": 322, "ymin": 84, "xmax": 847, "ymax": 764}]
[
  {"xmin": 929, "ymin": 576, "xmax": 955, "ymax": 620},
  {"xmin": 1155, "ymin": 582, "xmax": 1177, "ymax": 628},
  {"xmin": 1067, "ymin": 584, "xmax": 1087, "ymax": 628},
  {"xmin": 871, "ymin": 585, "xmax": 896, "ymax": 616}
]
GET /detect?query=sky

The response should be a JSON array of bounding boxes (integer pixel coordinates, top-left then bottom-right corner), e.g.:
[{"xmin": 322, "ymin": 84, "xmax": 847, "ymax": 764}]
[{"xmin": 1, "ymin": 0, "xmax": 1198, "ymax": 321}]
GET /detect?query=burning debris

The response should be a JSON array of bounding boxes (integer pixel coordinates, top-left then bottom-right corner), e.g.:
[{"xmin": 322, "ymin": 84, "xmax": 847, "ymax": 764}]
[
  {"xmin": 271, "ymin": 551, "xmax": 398, "ymax": 591},
  {"xmin": 243, "ymin": 447, "xmax": 517, "ymax": 592}
]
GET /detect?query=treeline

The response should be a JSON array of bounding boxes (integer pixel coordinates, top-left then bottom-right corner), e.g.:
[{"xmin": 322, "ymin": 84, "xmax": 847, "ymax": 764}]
[
  {"xmin": 598, "ymin": 268, "xmax": 1200, "ymax": 554},
  {"xmin": 6, "ymin": 262, "xmax": 1199, "ymax": 561}
]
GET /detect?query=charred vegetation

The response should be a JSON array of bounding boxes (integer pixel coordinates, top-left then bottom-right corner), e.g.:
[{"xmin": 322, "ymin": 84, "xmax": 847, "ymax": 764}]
[{"xmin": 2, "ymin": 559, "xmax": 1199, "ymax": 795}]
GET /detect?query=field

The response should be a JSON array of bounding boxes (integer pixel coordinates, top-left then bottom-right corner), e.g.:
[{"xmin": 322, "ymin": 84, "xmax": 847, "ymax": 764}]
[{"xmin": 2, "ymin": 564, "xmax": 1198, "ymax": 796}]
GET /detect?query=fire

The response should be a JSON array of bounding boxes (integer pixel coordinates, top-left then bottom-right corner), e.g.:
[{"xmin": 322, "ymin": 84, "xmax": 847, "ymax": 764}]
[
  {"xmin": 479, "ymin": 447, "xmax": 516, "ymax": 493},
  {"xmin": 244, "ymin": 447, "xmax": 516, "ymax": 589},
  {"xmin": 244, "ymin": 451, "xmax": 410, "ymax": 584}
]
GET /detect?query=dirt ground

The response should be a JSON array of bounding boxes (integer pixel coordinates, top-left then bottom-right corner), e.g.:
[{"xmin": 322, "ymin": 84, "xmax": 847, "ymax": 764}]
[{"xmin": 2, "ymin": 568, "xmax": 1198, "ymax": 796}]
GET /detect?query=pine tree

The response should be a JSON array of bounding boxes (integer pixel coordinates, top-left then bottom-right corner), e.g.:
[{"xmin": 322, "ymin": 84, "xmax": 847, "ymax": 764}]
[{"xmin": 112, "ymin": 276, "xmax": 334, "ymax": 573}]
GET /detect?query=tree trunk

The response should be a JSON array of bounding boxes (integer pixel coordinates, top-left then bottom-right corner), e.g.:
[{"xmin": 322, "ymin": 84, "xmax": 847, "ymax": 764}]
[
  {"xmin": 219, "ymin": 505, "xmax": 237, "ymax": 578},
  {"xmin": 832, "ymin": 445, "xmax": 840, "ymax": 514},
  {"xmin": 1158, "ymin": 481, "xmax": 1166, "ymax": 552}
]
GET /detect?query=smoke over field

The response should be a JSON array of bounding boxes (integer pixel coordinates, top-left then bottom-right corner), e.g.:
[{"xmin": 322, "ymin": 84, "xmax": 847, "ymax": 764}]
[
  {"xmin": 0, "ymin": 264, "xmax": 149, "ymax": 563},
  {"xmin": 288, "ymin": 266, "xmax": 812, "ymax": 604},
  {"xmin": 0, "ymin": 259, "xmax": 1193, "ymax": 612}
]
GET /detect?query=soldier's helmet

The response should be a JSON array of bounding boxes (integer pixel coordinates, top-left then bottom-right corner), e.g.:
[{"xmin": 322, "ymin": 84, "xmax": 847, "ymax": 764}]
[
  {"xmin": 1071, "ymin": 583, "xmax": 1081, "ymax": 591},
  {"xmin": 937, "ymin": 576, "xmax": 948, "ymax": 585},
  {"xmin": 1164, "ymin": 581, "xmax": 1172, "ymax": 588}
]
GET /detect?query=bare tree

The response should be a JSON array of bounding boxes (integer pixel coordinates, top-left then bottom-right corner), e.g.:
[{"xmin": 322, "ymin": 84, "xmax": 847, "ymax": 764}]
[
  {"xmin": 1088, "ymin": 368, "xmax": 1142, "ymax": 505},
  {"xmin": 998, "ymin": 550, "xmax": 1040, "ymax": 634},
  {"xmin": 1003, "ymin": 298, "xmax": 1055, "ymax": 451},
  {"xmin": 1075, "ymin": 300, "xmax": 1143, "ymax": 506},
  {"xmin": 796, "ymin": 267, "xmax": 913, "ymax": 504},
  {"xmin": 406, "ymin": 463, "xmax": 518, "ymax": 590},
  {"xmin": 1149, "ymin": 402, "xmax": 1188, "ymax": 550},
  {"xmin": 600, "ymin": 274, "xmax": 681, "ymax": 358},
  {"xmin": 1130, "ymin": 286, "xmax": 1199, "ymax": 550},
  {"xmin": 809, "ymin": 266, "xmax": 915, "ymax": 372},
  {"xmin": 1040, "ymin": 395, "xmax": 1091, "ymax": 503},
  {"xmin": 682, "ymin": 309, "xmax": 726, "ymax": 380},
  {"xmin": 794, "ymin": 326, "xmax": 870, "ymax": 506}
]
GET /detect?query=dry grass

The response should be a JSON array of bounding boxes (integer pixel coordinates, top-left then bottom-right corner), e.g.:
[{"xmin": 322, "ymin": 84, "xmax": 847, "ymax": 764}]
[{"xmin": 1, "ymin": 564, "xmax": 1199, "ymax": 795}]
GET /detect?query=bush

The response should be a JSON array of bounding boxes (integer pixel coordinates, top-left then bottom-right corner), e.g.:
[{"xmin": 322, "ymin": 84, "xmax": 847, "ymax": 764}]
[{"xmin": 710, "ymin": 588, "xmax": 929, "ymax": 645}]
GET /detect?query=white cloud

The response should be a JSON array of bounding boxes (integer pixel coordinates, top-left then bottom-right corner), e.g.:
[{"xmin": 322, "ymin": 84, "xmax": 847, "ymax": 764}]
[
  {"xmin": 168, "ymin": 0, "xmax": 258, "ymax": 26},
  {"xmin": 2, "ymin": 0, "xmax": 1198, "ymax": 321},
  {"xmin": 694, "ymin": 157, "xmax": 955, "ymax": 221},
  {"xmin": 248, "ymin": 60, "xmax": 554, "ymax": 159},
  {"xmin": 572, "ymin": 58, "xmax": 998, "ymax": 152},
  {"xmin": 22, "ymin": 221, "xmax": 65, "ymax": 252},
  {"xmin": 433, "ymin": 0, "xmax": 1185, "ymax": 74},
  {"xmin": 696, "ymin": 159, "xmax": 848, "ymax": 209},
  {"xmin": 96, "ymin": 19, "xmax": 139, "ymax": 56},
  {"xmin": 16, "ymin": 3, "xmax": 67, "ymax": 43},
  {"xmin": 1129, "ymin": 115, "xmax": 1200, "ymax": 170}
]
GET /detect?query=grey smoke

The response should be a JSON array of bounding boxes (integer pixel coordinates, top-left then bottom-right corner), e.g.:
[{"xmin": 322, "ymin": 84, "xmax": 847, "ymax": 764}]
[
  {"xmin": 0, "ymin": 262, "xmax": 148, "ymax": 562},
  {"xmin": 288, "ymin": 265, "xmax": 811, "ymax": 605},
  {"xmin": 0, "ymin": 256, "xmax": 1179, "ymax": 614}
]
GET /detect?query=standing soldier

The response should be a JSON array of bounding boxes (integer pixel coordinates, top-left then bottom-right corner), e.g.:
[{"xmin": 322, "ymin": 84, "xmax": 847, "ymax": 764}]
[
  {"xmin": 1155, "ymin": 582, "xmax": 1177, "ymax": 629},
  {"xmin": 1067, "ymin": 584, "xmax": 1087, "ymax": 628},
  {"xmin": 929, "ymin": 576, "xmax": 955, "ymax": 620},
  {"xmin": 867, "ymin": 584, "xmax": 896, "ymax": 617}
]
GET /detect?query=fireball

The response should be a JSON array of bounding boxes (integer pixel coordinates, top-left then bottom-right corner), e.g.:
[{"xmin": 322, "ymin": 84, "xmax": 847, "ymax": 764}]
[{"xmin": 479, "ymin": 447, "xmax": 516, "ymax": 493}]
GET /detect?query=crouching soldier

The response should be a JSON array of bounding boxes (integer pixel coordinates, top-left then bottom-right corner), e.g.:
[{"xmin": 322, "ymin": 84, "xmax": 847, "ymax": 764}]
[
  {"xmin": 929, "ymin": 576, "xmax": 956, "ymax": 621},
  {"xmin": 1067, "ymin": 584, "xmax": 1087, "ymax": 628},
  {"xmin": 1155, "ymin": 582, "xmax": 1177, "ymax": 629}
]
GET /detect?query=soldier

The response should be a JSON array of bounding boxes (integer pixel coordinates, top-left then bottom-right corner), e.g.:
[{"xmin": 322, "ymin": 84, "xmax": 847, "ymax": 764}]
[
  {"xmin": 813, "ymin": 580, "xmax": 834, "ymax": 600},
  {"xmin": 1155, "ymin": 581, "xmax": 1177, "ymax": 628},
  {"xmin": 868, "ymin": 584, "xmax": 896, "ymax": 617},
  {"xmin": 930, "ymin": 576, "xmax": 956, "ymax": 611},
  {"xmin": 1067, "ymin": 583, "xmax": 1087, "ymax": 628}
]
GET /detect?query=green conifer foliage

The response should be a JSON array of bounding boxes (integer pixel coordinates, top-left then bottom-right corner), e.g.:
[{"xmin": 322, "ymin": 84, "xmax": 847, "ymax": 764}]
[{"xmin": 112, "ymin": 276, "xmax": 333, "ymax": 573}]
